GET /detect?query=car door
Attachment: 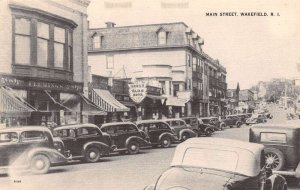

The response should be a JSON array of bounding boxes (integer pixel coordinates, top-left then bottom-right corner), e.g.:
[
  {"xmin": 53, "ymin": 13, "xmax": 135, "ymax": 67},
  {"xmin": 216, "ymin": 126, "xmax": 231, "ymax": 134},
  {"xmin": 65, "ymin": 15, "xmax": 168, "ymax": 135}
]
[
  {"xmin": 58, "ymin": 128, "xmax": 79, "ymax": 156},
  {"xmin": 75, "ymin": 127, "xmax": 102, "ymax": 155},
  {"xmin": 147, "ymin": 123, "xmax": 161, "ymax": 143},
  {"xmin": 102, "ymin": 125, "xmax": 119, "ymax": 149},
  {"xmin": 170, "ymin": 120, "xmax": 181, "ymax": 136}
]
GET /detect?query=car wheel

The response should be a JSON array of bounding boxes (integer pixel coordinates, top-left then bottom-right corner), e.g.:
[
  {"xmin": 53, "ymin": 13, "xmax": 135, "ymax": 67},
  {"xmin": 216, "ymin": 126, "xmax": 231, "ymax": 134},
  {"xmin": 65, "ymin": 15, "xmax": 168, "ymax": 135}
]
[
  {"xmin": 127, "ymin": 141, "xmax": 140, "ymax": 155},
  {"xmin": 30, "ymin": 154, "xmax": 50, "ymax": 174},
  {"xmin": 181, "ymin": 133, "xmax": 190, "ymax": 141},
  {"xmin": 205, "ymin": 129, "xmax": 213, "ymax": 137},
  {"xmin": 85, "ymin": 147, "xmax": 101, "ymax": 163},
  {"xmin": 236, "ymin": 122, "xmax": 241, "ymax": 128},
  {"xmin": 264, "ymin": 148, "xmax": 285, "ymax": 171},
  {"xmin": 220, "ymin": 124, "xmax": 225, "ymax": 131},
  {"xmin": 160, "ymin": 136, "xmax": 171, "ymax": 148}
]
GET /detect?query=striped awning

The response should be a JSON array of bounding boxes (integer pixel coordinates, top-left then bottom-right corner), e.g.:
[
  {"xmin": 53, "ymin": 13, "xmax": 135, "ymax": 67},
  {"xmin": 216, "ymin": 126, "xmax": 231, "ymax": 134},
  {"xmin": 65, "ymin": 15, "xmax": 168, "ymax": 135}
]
[
  {"xmin": 91, "ymin": 89, "xmax": 130, "ymax": 112},
  {"xmin": 0, "ymin": 87, "xmax": 36, "ymax": 117}
]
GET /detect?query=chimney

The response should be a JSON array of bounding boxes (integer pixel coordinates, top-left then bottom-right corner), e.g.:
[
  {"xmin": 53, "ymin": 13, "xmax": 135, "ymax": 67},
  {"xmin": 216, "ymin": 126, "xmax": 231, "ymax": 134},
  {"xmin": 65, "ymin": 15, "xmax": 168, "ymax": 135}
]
[{"xmin": 105, "ymin": 22, "xmax": 116, "ymax": 28}]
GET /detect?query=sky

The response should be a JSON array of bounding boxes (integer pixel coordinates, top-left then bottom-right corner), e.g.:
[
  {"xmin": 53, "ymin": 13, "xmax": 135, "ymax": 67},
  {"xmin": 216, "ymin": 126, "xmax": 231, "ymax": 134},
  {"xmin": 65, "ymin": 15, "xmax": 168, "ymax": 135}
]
[{"xmin": 87, "ymin": 0, "xmax": 300, "ymax": 89}]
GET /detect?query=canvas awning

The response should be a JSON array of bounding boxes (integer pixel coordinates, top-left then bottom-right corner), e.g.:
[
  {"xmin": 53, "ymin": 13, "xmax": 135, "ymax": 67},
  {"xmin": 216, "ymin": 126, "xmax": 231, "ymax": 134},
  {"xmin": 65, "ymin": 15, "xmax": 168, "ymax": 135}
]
[
  {"xmin": 91, "ymin": 89, "xmax": 130, "ymax": 112},
  {"xmin": 166, "ymin": 96, "xmax": 190, "ymax": 107},
  {"xmin": 78, "ymin": 93, "xmax": 107, "ymax": 115},
  {"xmin": 44, "ymin": 90, "xmax": 72, "ymax": 112},
  {"xmin": 0, "ymin": 87, "xmax": 36, "ymax": 117}
]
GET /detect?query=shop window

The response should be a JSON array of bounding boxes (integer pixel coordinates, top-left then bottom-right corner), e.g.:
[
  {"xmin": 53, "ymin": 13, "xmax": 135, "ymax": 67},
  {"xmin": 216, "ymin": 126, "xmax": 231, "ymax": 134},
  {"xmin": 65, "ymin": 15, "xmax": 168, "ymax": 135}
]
[
  {"xmin": 106, "ymin": 55, "xmax": 114, "ymax": 69},
  {"xmin": 12, "ymin": 8, "xmax": 74, "ymax": 71}
]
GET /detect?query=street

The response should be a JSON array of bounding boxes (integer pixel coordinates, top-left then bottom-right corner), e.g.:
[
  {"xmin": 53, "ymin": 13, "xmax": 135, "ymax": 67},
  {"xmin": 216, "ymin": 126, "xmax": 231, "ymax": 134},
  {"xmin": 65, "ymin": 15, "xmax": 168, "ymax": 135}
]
[{"xmin": 0, "ymin": 105, "xmax": 298, "ymax": 190}]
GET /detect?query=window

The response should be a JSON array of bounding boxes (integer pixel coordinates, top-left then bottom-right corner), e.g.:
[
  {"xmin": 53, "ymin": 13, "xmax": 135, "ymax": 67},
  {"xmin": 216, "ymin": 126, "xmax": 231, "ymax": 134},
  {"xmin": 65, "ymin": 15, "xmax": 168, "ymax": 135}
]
[
  {"xmin": 93, "ymin": 34, "xmax": 102, "ymax": 49},
  {"xmin": 106, "ymin": 55, "xmax": 114, "ymax": 69},
  {"xmin": 261, "ymin": 133, "xmax": 287, "ymax": 143},
  {"xmin": 37, "ymin": 22, "xmax": 49, "ymax": 67},
  {"xmin": 0, "ymin": 132, "xmax": 18, "ymax": 143},
  {"xmin": 20, "ymin": 131, "xmax": 47, "ymax": 142},
  {"xmin": 158, "ymin": 31, "xmax": 167, "ymax": 45},
  {"xmin": 187, "ymin": 54, "xmax": 191, "ymax": 67},
  {"xmin": 169, "ymin": 81, "xmax": 172, "ymax": 95},
  {"xmin": 15, "ymin": 17, "xmax": 31, "ymax": 65},
  {"xmin": 13, "ymin": 13, "xmax": 73, "ymax": 71},
  {"xmin": 173, "ymin": 84, "xmax": 179, "ymax": 96},
  {"xmin": 187, "ymin": 79, "xmax": 191, "ymax": 90},
  {"xmin": 77, "ymin": 128, "xmax": 89, "ymax": 136},
  {"xmin": 192, "ymin": 57, "xmax": 197, "ymax": 71},
  {"xmin": 159, "ymin": 81, "xmax": 166, "ymax": 94}
]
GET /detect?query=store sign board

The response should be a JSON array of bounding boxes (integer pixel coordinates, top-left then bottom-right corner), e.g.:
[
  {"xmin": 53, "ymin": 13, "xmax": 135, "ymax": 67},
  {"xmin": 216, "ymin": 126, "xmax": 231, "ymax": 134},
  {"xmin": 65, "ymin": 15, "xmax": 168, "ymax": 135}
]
[
  {"xmin": 0, "ymin": 75, "xmax": 83, "ymax": 92},
  {"xmin": 128, "ymin": 82, "xmax": 147, "ymax": 104}
]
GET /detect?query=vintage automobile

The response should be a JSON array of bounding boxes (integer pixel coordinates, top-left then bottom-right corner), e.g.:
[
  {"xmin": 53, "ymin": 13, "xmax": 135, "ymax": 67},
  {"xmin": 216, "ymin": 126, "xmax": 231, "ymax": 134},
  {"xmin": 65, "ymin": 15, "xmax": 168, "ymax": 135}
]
[
  {"xmin": 100, "ymin": 122, "xmax": 150, "ymax": 154},
  {"xmin": 250, "ymin": 124, "xmax": 300, "ymax": 178},
  {"xmin": 236, "ymin": 113, "xmax": 250, "ymax": 123},
  {"xmin": 136, "ymin": 120, "xmax": 178, "ymax": 148},
  {"xmin": 182, "ymin": 117, "xmax": 215, "ymax": 136},
  {"xmin": 198, "ymin": 116, "xmax": 225, "ymax": 131},
  {"xmin": 162, "ymin": 118, "xmax": 197, "ymax": 141},
  {"xmin": 0, "ymin": 126, "xmax": 66, "ymax": 174},
  {"xmin": 145, "ymin": 138, "xmax": 287, "ymax": 190},
  {"xmin": 221, "ymin": 115, "xmax": 242, "ymax": 128},
  {"xmin": 246, "ymin": 114, "xmax": 267, "ymax": 125},
  {"xmin": 53, "ymin": 123, "xmax": 113, "ymax": 163}
]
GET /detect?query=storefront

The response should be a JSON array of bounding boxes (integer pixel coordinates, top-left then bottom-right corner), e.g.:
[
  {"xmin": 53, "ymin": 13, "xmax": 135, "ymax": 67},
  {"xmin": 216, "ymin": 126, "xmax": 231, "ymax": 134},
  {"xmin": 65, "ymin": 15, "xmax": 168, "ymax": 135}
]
[{"xmin": 0, "ymin": 74, "xmax": 105, "ymax": 127}]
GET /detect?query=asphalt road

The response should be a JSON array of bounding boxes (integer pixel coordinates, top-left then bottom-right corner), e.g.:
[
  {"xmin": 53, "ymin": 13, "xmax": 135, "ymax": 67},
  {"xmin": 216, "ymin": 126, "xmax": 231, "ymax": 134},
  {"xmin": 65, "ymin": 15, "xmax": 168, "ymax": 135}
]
[{"xmin": 0, "ymin": 104, "xmax": 299, "ymax": 190}]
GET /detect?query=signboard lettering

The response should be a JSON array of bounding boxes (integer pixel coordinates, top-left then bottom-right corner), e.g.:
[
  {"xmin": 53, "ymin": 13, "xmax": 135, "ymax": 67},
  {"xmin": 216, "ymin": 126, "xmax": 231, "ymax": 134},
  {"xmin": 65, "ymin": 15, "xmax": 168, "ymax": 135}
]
[{"xmin": 128, "ymin": 81, "xmax": 147, "ymax": 104}]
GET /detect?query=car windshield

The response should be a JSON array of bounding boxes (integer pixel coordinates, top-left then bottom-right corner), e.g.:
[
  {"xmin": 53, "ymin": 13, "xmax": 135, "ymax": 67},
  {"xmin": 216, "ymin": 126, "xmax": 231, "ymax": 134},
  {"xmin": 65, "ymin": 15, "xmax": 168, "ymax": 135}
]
[{"xmin": 181, "ymin": 148, "xmax": 238, "ymax": 173}]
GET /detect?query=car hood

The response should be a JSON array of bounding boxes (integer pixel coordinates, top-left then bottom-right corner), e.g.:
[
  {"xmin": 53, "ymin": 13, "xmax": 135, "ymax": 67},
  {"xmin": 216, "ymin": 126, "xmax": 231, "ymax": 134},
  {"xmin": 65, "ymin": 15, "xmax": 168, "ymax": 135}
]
[{"xmin": 155, "ymin": 167, "xmax": 233, "ymax": 190}]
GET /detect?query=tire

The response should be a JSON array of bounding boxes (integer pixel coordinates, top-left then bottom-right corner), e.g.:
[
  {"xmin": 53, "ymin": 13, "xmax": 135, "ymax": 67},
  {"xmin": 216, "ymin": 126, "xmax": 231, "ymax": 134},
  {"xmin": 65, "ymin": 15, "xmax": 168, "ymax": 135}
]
[
  {"xmin": 160, "ymin": 136, "xmax": 171, "ymax": 148},
  {"xmin": 264, "ymin": 148, "xmax": 285, "ymax": 171},
  {"xmin": 220, "ymin": 124, "xmax": 225, "ymax": 131},
  {"xmin": 30, "ymin": 154, "xmax": 50, "ymax": 174},
  {"xmin": 85, "ymin": 147, "xmax": 101, "ymax": 163},
  {"xmin": 205, "ymin": 129, "xmax": 213, "ymax": 137},
  {"xmin": 236, "ymin": 122, "xmax": 241, "ymax": 128},
  {"xmin": 127, "ymin": 141, "xmax": 140, "ymax": 155},
  {"xmin": 181, "ymin": 133, "xmax": 190, "ymax": 141}
]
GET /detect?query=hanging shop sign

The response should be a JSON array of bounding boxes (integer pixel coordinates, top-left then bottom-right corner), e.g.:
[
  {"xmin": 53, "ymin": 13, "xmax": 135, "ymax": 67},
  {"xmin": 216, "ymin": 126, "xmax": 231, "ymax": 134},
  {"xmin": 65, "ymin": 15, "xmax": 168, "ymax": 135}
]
[{"xmin": 128, "ymin": 81, "xmax": 147, "ymax": 104}]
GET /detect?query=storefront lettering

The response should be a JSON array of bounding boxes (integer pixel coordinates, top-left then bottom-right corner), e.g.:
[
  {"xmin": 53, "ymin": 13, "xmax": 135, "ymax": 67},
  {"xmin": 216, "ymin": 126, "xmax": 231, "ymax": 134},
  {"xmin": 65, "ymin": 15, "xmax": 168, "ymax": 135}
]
[{"xmin": 128, "ymin": 82, "xmax": 147, "ymax": 104}]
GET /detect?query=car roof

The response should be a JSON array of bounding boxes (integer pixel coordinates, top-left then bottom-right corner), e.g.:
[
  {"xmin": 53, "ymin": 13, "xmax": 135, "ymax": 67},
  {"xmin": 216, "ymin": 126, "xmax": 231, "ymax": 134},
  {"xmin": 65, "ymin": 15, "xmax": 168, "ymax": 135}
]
[
  {"xmin": 181, "ymin": 117, "xmax": 197, "ymax": 119},
  {"xmin": 0, "ymin": 126, "xmax": 51, "ymax": 133},
  {"xmin": 199, "ymin": 117, "xmax": 216, "ymax": 119},
  {"xmin": 171, "ymin": 138, "xmax": 264, "ymax": 177},
  {"xmin": 135, "ymin": 120, "xmax": 169, "ymax": 125},
  {"xmin": 54, "ymin": 123, "xmax": 99, "ymax": 130},
  {"xmin": 162, "ymin": 118, "xmax": 185, "ymax": 121},
  {"xmin": 100, "ymin": 122, "xmax": 136, "ymax": 128}
]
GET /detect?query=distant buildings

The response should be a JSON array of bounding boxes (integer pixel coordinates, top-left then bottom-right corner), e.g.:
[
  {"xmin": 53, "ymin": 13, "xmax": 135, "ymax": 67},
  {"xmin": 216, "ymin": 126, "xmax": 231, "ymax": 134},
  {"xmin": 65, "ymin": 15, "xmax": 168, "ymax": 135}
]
[{"xmin": 88, "ymin": 22, "xmax": 227, "ymax": 119}]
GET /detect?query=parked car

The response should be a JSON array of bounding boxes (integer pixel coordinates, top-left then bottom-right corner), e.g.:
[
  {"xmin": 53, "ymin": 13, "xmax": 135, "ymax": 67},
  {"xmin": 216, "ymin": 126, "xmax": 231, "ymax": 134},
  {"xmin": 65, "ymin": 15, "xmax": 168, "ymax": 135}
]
[
  {"xmin": 198, "ymin": 117, "xmax": 225, "ymax": 131},
  {"xmin": 53, "ymin": 123, "xmax": 113, "ymax": 163},
  {"xmin": 0, "ymin": 126, "xmax": 66, "ymax": 174},
  {"xmin": 236, "ymin": 113, "xmax": 249, "ymax": 123},
  {"xmin": 246, "ymin": 114, "xmax": 267, "ymax": 125},
  {"xmin": 162, "ymin": 118, "xmax": 197, "ymax": 141},
  {"xmin": 221, "ymin": 115, "xmax": 242, "ymax": 128},
  {"xmin": 136, "ymin": 120, "xmax": 178, "ymax": 148},
  {"xmin": 182, "ymin": 117, "xmax": 215, "ymax": 136},
  {"xmin": 100, "ymin": 122, "xmax": 150, "ymax": 154},
  {"xmin": 250, "ymin": 124, "xmax": 300, "ymax": 178},
  {"xmin": 145, "ymin": 138, "xmax": 287, "ymax": 190}
]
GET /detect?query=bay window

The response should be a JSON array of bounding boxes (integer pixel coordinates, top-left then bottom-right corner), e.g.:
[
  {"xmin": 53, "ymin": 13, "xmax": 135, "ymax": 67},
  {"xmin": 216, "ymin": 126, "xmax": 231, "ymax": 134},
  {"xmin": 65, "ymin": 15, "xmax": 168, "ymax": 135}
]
[
  {"xmin": 14, "ymin": 17, "xmax": 31, "ymax": 65},
  {"xmin": 37, "ymin": 22, "xmax": 49, "ymax": 67},
  {"xmin": 54, "ymin": 26, "xmax": 65, "ymax": 68}
]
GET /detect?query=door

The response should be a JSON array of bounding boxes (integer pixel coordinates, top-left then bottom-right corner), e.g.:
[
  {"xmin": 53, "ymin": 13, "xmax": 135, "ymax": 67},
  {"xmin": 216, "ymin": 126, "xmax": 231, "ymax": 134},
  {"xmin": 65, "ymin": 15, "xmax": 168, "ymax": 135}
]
[
  {"xmin": 75, "ymin": 127, "xmax": 103, "ymax": 155},
  {"xmin": 58, "ymin": 129, "xmax": 79, "ymax": 156}
]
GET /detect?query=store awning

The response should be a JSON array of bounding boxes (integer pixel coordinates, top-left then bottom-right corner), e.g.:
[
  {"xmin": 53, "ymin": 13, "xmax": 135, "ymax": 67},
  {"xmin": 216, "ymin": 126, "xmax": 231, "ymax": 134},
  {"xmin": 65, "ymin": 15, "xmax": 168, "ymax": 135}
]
[
  {"xmin": 0, "ymin": 87, "xmax": 36, "ymax": 117},
  {"xmin": 166, "ymin": 96, "xmax": 189, "ymax": 107},
  {"xmin": 78, "ymin": 93, "xmax": 107, "ymax": 116},
  {"xmin": 146, "ymin": 94, "xmax": 167, "ymax": 100},
  {"xmin": 91, "ymin": 89, "xmax": 130, "ymax": 112},
  {"xmin": 44, "ymin": 90, "xmax": 72, "ymax": 112}
]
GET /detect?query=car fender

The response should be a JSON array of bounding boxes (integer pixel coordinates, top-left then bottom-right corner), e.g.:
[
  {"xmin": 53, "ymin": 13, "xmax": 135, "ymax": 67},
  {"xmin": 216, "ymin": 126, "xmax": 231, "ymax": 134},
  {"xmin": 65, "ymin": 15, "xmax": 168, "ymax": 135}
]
[
  {"xmin": 27, "ymin": 147, "xmax": 66, "ymax": 165},
  {"xmin": 125, "ymin": 136, "xmax": 150, "ymax": 147},
  {"xmin": 158, "ymin": 132, "xmax": 177, "ymax": 142},
  {"xmin": 179, "ymin": 129, "xmax": 196, "ymax": 139},
  {"xmin": 83, "ymin": 141, "xmax": 112, "ymax": 155}
]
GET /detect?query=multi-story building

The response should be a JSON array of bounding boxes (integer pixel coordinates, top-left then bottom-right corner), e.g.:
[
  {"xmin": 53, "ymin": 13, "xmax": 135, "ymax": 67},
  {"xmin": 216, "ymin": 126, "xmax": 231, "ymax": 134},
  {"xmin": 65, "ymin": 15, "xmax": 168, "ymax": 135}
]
[
  {"xmin": 238, "ymin": 89, "xmax": 255, "ymax": 113},
  {"xmin": 0, "ymin": 0, "xmax": 101, "ymax": 127},
  {"xmin": 88, "ymin": 22, "xmax": 227, "ymax": 118}
]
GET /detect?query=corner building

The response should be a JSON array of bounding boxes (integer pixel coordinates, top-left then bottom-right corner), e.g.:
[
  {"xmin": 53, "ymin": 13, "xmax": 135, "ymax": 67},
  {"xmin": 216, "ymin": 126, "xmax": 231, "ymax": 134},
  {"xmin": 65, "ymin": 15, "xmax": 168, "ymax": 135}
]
[
  {"xmin": 88, "ymin": 22, "xmax": 227, "ymax": 118},
  {"xmin": 0, "ymin": 0, "xmax": 102, "ymax": 127}
]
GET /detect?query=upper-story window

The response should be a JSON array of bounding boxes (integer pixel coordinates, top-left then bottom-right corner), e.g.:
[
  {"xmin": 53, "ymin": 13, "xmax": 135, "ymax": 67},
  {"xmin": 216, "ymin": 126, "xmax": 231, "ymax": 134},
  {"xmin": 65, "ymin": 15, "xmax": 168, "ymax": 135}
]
[
  {"xmin": 192, "ymin": 57, "xmax": 197, "ymax": 71},
  {"xmin": 106, "ymin": 55, "xmax": 114, "ymax": 69},
  {"xmin": 92, "ymin": 33, "xmax": 102, "ymax": 49},
  {"xmin": 158, "ymin": 31, "xmax": 167, "ymax": 45},
  {"xmin": 187, "ymin": 54, "xmax": 191, "ymax": 67},
  {"xmin": 12, "ymin": 5, "xmax": 76, "ymax": 71}
]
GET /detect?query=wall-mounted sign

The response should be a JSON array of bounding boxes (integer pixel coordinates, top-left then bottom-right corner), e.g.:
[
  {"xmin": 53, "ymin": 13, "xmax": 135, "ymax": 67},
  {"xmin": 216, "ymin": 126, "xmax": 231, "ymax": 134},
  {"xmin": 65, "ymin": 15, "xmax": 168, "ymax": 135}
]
[{"xmin": 128, "ymin": 82, "xmax": 147, "ymax": 104}]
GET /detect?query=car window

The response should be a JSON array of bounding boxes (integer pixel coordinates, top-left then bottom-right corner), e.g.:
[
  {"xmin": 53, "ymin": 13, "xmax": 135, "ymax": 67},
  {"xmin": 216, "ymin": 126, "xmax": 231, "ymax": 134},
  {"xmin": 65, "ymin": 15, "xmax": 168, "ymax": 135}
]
[
  {"xmin": 55, "ymin": 129, "xmax": 69, "ymax": 137},
  {"xmin": 125, "ymin": 125, "xmax": 138, "ymax": 132},
  {"xmin": 0, "ymin": 132, "xmax": 18, "ymax": 143},
  {"xmin": 184, "ymin": 119, "xmax": 190, "ymax": 124},
  {"xmin": 260, "ymin": 133, "xmax": 287, "ymax": 143},
  {"xmin": 77, "ymin": 128, "xmax": 89, "ymax": 136},
  {"xmin": 182, "ymin": 148, "xmax": 238, "ymax": 173},
  {"xmin": 20, "ymin": 131, "xmax": 48, "ymax": 142},
  {"xmin": 202, "ymin": 119, "xmax": 210, "ymax": 124},
  {"xmin": 148, "ymin": 123, "xmax": 157, "ymax": 130},
  {"xmin": 171, "ymin": 121, "xmax": 180, "ymax": 127},
  {"xmin": 180, "ymin": 121, "xmax": 185, "ymax": 126},
  {"xmin": 157, "ymin": 122, "xmax": 169, "ymax": 130},
  {"xmin": 102, "ymin": 126, "xmax": 116, "ymax": 134}
]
